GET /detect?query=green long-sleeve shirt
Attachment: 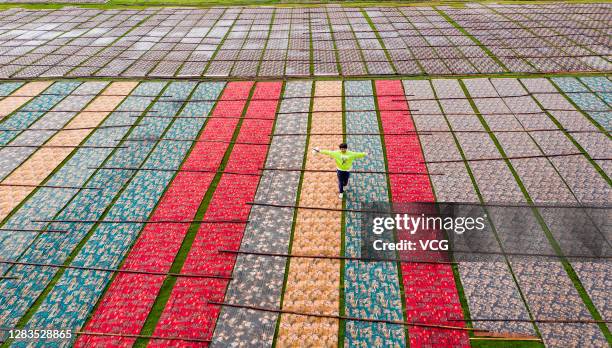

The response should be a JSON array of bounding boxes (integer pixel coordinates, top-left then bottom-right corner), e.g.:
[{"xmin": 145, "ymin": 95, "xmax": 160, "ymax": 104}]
[{"xmin": 319, "ymin": 150, "xmax": 366, "ymax": 171}]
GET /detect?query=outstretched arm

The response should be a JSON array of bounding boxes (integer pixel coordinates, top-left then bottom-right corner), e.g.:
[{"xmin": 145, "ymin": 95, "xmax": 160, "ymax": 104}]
[
  {"xmin": 353, "ymin": 152, "xmax": 367, "ymax": 159},
  {"xmin": 312, "ymin": 147, "xmax": 333, "ymax": 156}
]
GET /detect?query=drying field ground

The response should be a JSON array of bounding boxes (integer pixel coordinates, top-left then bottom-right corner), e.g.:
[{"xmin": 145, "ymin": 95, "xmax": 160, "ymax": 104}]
[
  {"xmin": 0, "ymin": 1, "xmax": 609, "ymax": 348},
  {"xmin": 0, "ymin": 76, "xmax": 609, "ymax": 347},
  {"xmin": 0, "ymin": 3, "xmax": 609, "ymax": 78}
]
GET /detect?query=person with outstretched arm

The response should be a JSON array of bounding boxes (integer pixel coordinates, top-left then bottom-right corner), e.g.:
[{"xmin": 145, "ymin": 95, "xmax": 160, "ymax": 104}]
[{"xmin": 313, "ymin": 143, "xmax": 367, "ymax": 199}]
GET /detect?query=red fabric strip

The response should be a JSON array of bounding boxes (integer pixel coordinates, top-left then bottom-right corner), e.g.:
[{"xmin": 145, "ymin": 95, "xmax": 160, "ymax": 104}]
[{"xmin": 375, "ymin": 80, "xmax": 469, "ymax": 348}]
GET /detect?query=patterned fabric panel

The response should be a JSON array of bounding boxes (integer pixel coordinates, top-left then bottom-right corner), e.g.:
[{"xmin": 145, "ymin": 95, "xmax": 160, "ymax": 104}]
[
  {"xmin": 212, "ymin": 81, "xmax": 311, "ymax": 347},
  {"xmin": 551, "ymin": 77, "xmax": 611, "ymax": 131},
  {"xmin": 343, "ymin": 80, "xmax": 405, "ymax": 347},
  {"xmin": 0, "ymin": 82, "xmax": 164, "ymax": 341},
  {"xmin": 0, "ymin": 82, "xmax": 24, "ymax": 97},
  {"xmin": 376, "ymin": 79, "xmax": 469, "ymax": 347},
  {"xmin": 16, "ymin": 82, "xmax": 204, "ymax": 347},
  {"xmin": 76, "ymin": 82, "xmax": 225, "ymax": 346}
]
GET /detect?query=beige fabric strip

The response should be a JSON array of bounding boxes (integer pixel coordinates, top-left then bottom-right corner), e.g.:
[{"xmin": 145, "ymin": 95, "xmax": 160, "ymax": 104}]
[{"xmin": 277, "ymin": 81, "xmax": 343, "ymax": 347}]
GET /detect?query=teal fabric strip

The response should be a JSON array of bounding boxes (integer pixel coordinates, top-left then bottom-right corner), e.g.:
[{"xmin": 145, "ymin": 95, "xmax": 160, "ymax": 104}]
[
  {"xmin": 551, "ymin": 77, "xmax": 610, "ymax": 130},
  {"xmin": 343, "ymin": 80, "xmax": 405, "ymax": 347},
  {"xmin": 0, "ymin": 82, "xmax": 24, "ymax": 97},
  {"xmin": 579, "ymin": 76, "xmax": 612, "ymax": 107}
]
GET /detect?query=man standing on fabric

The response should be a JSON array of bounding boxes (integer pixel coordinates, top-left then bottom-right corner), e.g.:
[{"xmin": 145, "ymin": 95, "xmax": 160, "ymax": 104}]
[{"xmin": 313, "ymin": 143, "xmax": 367, "ymax": 198}]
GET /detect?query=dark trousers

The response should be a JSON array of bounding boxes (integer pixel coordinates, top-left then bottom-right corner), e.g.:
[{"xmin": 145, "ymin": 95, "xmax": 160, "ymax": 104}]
[{"xmin": 337, "ymin": 170, "xmax": 350, "ymax": 193}]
